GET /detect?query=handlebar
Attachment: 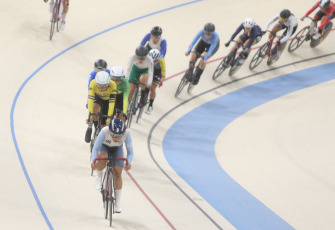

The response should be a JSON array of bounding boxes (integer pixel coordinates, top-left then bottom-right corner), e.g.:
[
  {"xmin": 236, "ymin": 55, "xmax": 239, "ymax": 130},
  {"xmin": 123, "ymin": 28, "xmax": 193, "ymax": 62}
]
[
  {"xmin": 93, "ymin": 157, "xmax": 129, "ymax": 166},
  {"xmin": 87, "ymin": 112, "xmax": 110, "ymax": 122}
]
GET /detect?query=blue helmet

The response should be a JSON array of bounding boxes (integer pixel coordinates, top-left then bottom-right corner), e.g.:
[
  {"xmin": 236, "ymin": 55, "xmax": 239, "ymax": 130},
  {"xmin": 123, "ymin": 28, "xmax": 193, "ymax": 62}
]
[{"xmin": 109, "ymin": 118, "xmax": 126, "ymax": 137}]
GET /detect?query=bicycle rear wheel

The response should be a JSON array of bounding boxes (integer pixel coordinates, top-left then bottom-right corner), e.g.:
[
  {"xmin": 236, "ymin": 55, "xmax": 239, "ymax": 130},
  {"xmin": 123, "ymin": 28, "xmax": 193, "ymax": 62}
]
[
  {"xmin": 229, "ymin": 58, "xmax": 245, "ymax": 76},
  {"xmin": 49, "ymin": 3, "xmax": 58, "ymax": 40},
  {"xmin": 126, "ymin": 86, "xmax": 139, "ymax": 128},
  {"xmin": 175, "ymin": 70, "xmax": 191, "ymax": 97},
  {"xmin": 288, "ymin": 26, "xmax": 309, "ymax": 53},
  {"xmin": 249, "ymin": 42, "xmax": 268, "ymax": 70}
]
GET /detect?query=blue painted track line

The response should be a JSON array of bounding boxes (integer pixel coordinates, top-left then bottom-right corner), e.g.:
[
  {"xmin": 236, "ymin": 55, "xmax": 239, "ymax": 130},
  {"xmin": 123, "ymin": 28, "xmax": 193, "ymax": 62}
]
[
  {"xmin": 163, "ymin": 62, "xmax": 335, "ymax": 230},
  {"xmin": 10, "ymin": 1, "xmax": 203, "ymax": 229}
]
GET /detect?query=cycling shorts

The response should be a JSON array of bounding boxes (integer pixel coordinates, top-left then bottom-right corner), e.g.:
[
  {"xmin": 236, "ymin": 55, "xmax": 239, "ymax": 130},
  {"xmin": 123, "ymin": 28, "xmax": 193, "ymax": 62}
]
[
  {"xmin": 99, "ymin": 144, "xmax": 125, "ymax": 168},
  {"xmin": 128, "ymin": 64, "xmax": 148, "ymax": 84}
]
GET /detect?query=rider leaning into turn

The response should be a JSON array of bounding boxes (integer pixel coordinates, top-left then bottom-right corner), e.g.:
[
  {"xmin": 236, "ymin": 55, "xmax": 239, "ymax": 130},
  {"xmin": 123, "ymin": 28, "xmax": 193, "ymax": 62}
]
[
  {"xmin": 264, "ymin": 9, "xmax": 298, "ymax": 59},
  {"xmin": 85, "ymin": 71, "xmax": 117, "ymax": 143},
  {"xmin": 145, "ymin": 49, "xmax": 166, "ymax": 115},
  {"xmin": 225, "ymin": 18, "xmax": 263, "ymax": 59},
  {"xmin": 186, "ymin": 23, "xmax": 220, "ymax": 86},
  {"xmin": 110, "ymin": 66, "xmax": 129, "ymax": 115},
  {"xmin": 91, "ymin": 118, "xmax": 133, "ymax": 213},
  {"xmin": 301, "ymin": 0, "xmax": 335, "ymax": 40},
  {"xmin": 126, "ymin": 45, "xmax": 154, "ymax": 108},
  {"xmin": 44, "ymin": 0, "xmax": 69, "ymax": 30},
  {"xmin": 140, "ymin": 26, "xmax": 167, "ymax": 58}
]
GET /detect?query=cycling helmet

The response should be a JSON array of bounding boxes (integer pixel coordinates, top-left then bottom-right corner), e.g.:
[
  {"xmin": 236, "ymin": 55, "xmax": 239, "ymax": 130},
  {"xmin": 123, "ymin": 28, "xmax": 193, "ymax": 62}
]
[
  {"xmin": 110, "ymin": 66, "xmax": 125, "ymax": 81},
  {"xmin": 135, "ymin": 45, "xmax": 148, "ymax": 60},
  {"xmin": 148, "ymin": 49, "xmax": 161, "ymax": 60},
  {"xmin": 151, "ymin": 26, "xmax": 162, "ymax": 36},
  {"xmin": 95, "ymin": 71, "xmax": 110, "ymax": 88},
  {"xmin": 204, "ymin": 22, "xmax": 215, "ymax": 34},
  {"xmin": 94, "ymin": 59, "xmax": 107, "ymax": 72},
  {"xmin": 109, "ymin": 118, "xmax": 126, "ymax": 137},
  {"xmin": 320, "ymin": 0, "xmax": 331, "ymax": 9},
  {"xmin": 280, "ymin": 9, "xmax": 291, "ymax": 19},
  {"xmin": 243, "ymin": 18, "xmax": 255, "ymax": 28}
]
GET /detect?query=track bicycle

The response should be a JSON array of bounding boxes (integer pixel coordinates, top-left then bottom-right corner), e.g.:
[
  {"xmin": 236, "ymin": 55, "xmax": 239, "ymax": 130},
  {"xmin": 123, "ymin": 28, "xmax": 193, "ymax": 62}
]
[
  {"xmin": 93, "ymin": 157, "xmax": 128, "ymax": 227},
  {"xmin": 212, "ymin": 40, "xmax": 247, "ymax": 79},
  {"xmin": 174, "ymin": 52, "xmax": 202, "ymax": 97},
  {"xmin": 87, "ymin": 110, "xmax": 109, "ymax": 175},
  {"xmin": 249, "ymin": 30, "xmax": 283, "ymax": 69},
  {"xmin": 288, "ymin": 16, "xmax": 333, "ymax": 52},
  {"xmin": 48, "ymin": 0, "xmax": 64, "ymax": 40},
  {"xmin": 126, "ymin": 82, "xmax": 148, "ymax": 128}
]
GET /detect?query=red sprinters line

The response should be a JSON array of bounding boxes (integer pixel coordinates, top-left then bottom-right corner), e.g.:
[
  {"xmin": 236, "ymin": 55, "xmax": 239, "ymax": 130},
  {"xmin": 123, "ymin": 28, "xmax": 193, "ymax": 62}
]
[{"xmin": 125, "ymin": 169, "xmax": 177, "ymax": 230}]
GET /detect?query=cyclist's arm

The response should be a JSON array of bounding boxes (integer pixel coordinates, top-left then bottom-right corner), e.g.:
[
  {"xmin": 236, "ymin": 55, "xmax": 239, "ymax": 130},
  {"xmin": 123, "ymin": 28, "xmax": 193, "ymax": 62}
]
[
  {"xmin": 140, "ymin": 33, "xmax": 151, "ymax": 46},
  {"xmin": 125, "ymin": 55, "xmax": 136, "ymax": 80},
  {"xmin": 124, "ymin": 131, "xmax": 134, "ymax": 164},
  {"xmin": 204, "ymin": 33, "xmax": 219, "ymax": 61},
  {"xmin": 187, "ymin": 29, "xmax": 202, "ymax": 52},
  {"xmin": 246, "ymin": 26, "xmax": 262, "ymax": 49},
  {"xmin": 160, "ymin": 39, "xmax": 167, "ymax": 58},
  {"xmin": 107, "ymin": 82, "xmax": 117, "ymax": 123},
  {"xmin": 88, "ymin": 71, "xmax": 95, "ymax": 90},
  {"xmin": 122, "ymin": 80, "xmax": 129, "ymax": 114},
  {"xmin": 264, "ymin": 15, "xmax": 279, "ymax": 31},
  {"xmin": 91, "ymin": 131, "xmax": 106, "ymax": 163},
  {"xmin": 304, "ymin": 3, "xmax": 318, "ymax": 17},
  {"xmin": 229, "ymin": 24, "xmax": 243, "ymax": 41},
  {"xmin": 87, "ymin": 81, "xmax": 96, "ymax": 114},
  {"xmin": 158, "ymin": 59, "xmax": 166, "ymax": 77}
]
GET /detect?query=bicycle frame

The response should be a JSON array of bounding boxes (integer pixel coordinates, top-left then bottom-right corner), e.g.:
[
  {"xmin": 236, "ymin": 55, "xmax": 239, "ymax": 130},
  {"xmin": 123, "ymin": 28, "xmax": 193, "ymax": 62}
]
[
  {"xmin": 127, "ymin": 81, "xmax": 147, "ymax": 127},
  {"xmin": 49, "ymin": 0, "xmax": 62, "ymax": 40}
]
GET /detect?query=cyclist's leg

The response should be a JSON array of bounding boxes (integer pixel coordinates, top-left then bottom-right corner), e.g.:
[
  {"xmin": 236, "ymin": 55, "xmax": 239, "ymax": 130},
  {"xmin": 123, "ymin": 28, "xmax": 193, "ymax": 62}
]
[
  {"xmin": 139, "ymin": 72, "xmax": 150, "ymax": 106},
  {"xmin": 94, "ymin": 148, "xmax": 108, "ymax": 190},
  {"xmin": 128, "ymin": 65, "xmax": 141, "ymax": 102},
  {"xmin": 100, "ymin": 99, "xmax": 109, "ymax": 127},
  {"xmin": 112, "ymin": 146, "xmax": 125, "ymax": 212},
  {"xmin": 269, "ymin": 24, "xmax": 281, "ymax": 55},
  {"xmin": 190, "ymin": 40, "xmax": 207, "ymax": 85}
]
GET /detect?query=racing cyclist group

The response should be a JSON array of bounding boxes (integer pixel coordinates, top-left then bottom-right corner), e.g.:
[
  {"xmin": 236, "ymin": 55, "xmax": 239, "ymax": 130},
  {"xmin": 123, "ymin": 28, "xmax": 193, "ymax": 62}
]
[{"xmin": 82, "ymin": 0, "xmax": 335, "ymax": 215}]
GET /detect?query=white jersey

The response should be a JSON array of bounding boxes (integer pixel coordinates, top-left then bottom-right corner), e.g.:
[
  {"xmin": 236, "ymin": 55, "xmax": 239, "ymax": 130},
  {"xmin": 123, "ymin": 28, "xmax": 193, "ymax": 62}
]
[
  {"xmin": 264, "ymin": 14, "xmax": 298, "ymax": 44},
  {"xmin": 148, "ymin": 37, "xmax": 164, "ymax": 50},
  {"xmin": 126, "ymin": 54, "xmax": 154, "ymax": 85},
  {"xmin": 101, "ymin": 126, "xmax": 128, "ymax": 147}
]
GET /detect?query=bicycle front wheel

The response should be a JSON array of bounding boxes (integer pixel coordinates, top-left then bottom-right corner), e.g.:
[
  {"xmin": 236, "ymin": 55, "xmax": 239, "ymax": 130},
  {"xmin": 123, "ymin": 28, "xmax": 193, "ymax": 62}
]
[
  {"xmin": 212, "ymin": 57, "xmax": 229, "ymax": 80},
  {"xmin": 249, "ymin": 42, "xmax": 269, "ymax": 70},
  {"xmin": 108, "ymin": 170, "xmax": 114, "ymax": 227},
  {"xmin": 288, "ymin": 26, "xmax": 309, "ymax": 52},
  {"xmin": 229, "ymin": 58, "xmax": 244, "ymax": 76},
  {"xmin": 175, "ymin": 70, "xmax": 190, "ymax": 97},
  {"xmin": 126, "ymin": 87, "xmax": 139, "ymax": 128}
]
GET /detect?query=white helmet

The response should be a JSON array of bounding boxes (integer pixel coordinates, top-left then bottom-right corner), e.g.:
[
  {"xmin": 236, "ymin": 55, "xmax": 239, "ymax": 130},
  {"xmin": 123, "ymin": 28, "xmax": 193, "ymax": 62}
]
[
  {"xmin": 320, "ymin": 0, "xmax": 330, "ymax": 9},
  {"xmin": 95, "ymin": 71, "xmax": 110, "ymax": 87},
  {"xmin": 148, "ymin": 49, "xmax": 161, "ymax": 60},
  {"xmin": 111, "ymin": 66, "xmax": 125, "ymax": 81},
  {"xmin": 243, "ymin": 18, "xmax": 255, "ymax": 29}
]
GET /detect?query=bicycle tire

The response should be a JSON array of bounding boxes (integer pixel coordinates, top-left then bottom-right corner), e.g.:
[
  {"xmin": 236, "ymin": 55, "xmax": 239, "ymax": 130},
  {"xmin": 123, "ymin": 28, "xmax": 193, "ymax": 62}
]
[
  {"xmin": 187, "ymin": 81, "xmax": 195, "ymax": 94},
  {"xmin": 212, "ymin": 57, "xmax": 229, "ymax": 80},
  {"xmin": 175, "ymin": 71, "xmax": 190, "ymax": 97},
  {"xmin": 249, "ymin": 42, "xmax": 269, "ymax": 70},
  {"xmin": 49, "ymin": 2, "xmax": 58, "ymax": 40},
  {"xmin": 104, "ymin": 171, "xmax": 109, "ymax": 219},
  {"xmin": 288, "ymin": 26, "xmax": 309, "ymax": 53},
  {"xmin": 229, "ymin": 58, "xmax": 244, "ymax": 76},
  {"xmin": 126, "ymin": 86, "xmax": 139, "ymax": 128},
  {"xmin": 136, "ymin": 106, "xmax": 144, "ymax": 123},
  {"xmin": 108, "ymin": 170, "xmax": 114, "ymax": 227}
]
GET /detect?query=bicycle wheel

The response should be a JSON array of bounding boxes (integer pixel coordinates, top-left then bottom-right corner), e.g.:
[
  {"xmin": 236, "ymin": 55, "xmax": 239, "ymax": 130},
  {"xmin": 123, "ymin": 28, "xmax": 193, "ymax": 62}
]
[
  {"xmin": 108, "ymin": 170, "xmax": 114, "ymax": 227},
  {"xmin": 126, "ymin": 86, "xmax": 138, "ymax": 128},
  {"xmin": 212, "ymin": 57, "xmax": 229, "ymax": 80},
  {"xmin": 175, "ymin": 70, "xmax": 191, "ymax": 97},
  {"xmin": 321, "ymin": 21, "xmax": 333, "ymax": 42},
  {"xmin": 288, "ymin": 26, "xmax": 309, "ymax": 53},
  {"xmin": 249, "ymin": 42, "xmax": 269, "ymax": 70},
  {"xmin": 136, "ymin": 106, "xmax": 144, "ymax": 123},
  {"xmin": 229, "ymin": 57, "xmax": 245, "ymax": 76},
  {"xmin": 49, "ymin": 2, "xmax": 58, "ymax": 40},
  {"xmin": 103, "ymin": 171, "xmax": 109, "ymax": 219}
]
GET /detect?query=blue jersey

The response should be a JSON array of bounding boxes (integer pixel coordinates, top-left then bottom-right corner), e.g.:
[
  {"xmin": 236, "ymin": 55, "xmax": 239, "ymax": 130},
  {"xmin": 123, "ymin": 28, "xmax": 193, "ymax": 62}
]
[
  {"xmin": 187, "ymin": 29, "xmax": 220, "ymax": 61},
  {"xmin": 88, "ymin": 69, "xmax": 111, "ymax": 89},
  {"xmin": 229, "ymin": 24, "xmax": 262, "ymax": 49},
  {"xmin": 140, "ymin": 33, "xmax": 167, "ymax": 58}
]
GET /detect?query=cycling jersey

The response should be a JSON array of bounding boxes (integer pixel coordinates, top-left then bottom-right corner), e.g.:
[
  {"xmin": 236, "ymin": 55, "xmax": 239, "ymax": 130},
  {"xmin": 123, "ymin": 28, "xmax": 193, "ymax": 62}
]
[
  {"xmin": 88, "ymin": 79, "xmax": 117, "ymax": 123},
  {"xmin": 153, "ymin": 58, "xmax": 166, "ymax": 76},
  {"xmin": 305, "ymin": 1, "xmax": 335, "ymax": 29},
  {"xmin": 115, "ymin": 78, "xmax": 129, "ymax": 114},
  {"xmin": 126, "ymin": 54, "xmax": 154, "ymax": 85},
  {"xmin": 87, "ymin": 69, "xmax": 111, "ymax": 89},
  {"xmin": 91, "ymin": 127, "xmax": 134, "ymax": 164},
  {"xmin": 140, "ymin": 33, "xmax": 167, "ymax": 58},
  {"xmin": 187, "ymin": 29, "xmax": 220, "ymax": 61},
  {"xmin": 229, "ymin": 24, "xmax": 263, "ymax": 49},
  {"xmin": 264, "ymin": 14, "xmax": 298, "ymax": 44}
]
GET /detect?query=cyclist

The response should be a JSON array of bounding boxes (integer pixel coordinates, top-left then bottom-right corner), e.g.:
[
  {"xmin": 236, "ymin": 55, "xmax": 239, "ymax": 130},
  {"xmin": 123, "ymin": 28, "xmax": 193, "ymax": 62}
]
[
  {"xmin": 301, "ymin": 0, "xmax": 335, "ymax": 40},
  {"xmin": 186, "ymin": 23, "xmax": 220, "ymax": 86},
  {"xmin": 145, "ymin": 49, "xmax": 166, "ymax": 115},
  {"xmin": 140, "ymin": 26, "xmax": 167, "ymax": 58},
  {"xmin": 91, "ymin": 118, "xmax": 133, "ymax": 213},
  {"xmin": 225, "ymin": 18, "xmax": 263, "ymax": 59},
  {"xmin": 110, "ymin": 66, "xmax": 129, "ymax": 115},
  {"xmin": 88, "ymin": 59, "xmax": 110, "ymax": 89},
  {"xmin": 44, "ymin": 0, "xmax": 69, "ymax": 30},
  {"xmin": 126, "ymin": 45, "xmax": 153, "ymax": 109},
  {"xmin": 85, "ymin": 71, "xmax": 117, "ymax": 143},
  {"xmin": 263, "ymin": 9, "xmax": 298, "ymax": 60}
]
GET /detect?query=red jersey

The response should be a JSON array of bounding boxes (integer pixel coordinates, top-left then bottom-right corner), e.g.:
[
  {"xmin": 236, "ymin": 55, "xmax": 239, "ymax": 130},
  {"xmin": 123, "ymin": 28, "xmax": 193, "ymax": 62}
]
[{"xmin": 305, "ymin": 1, "xmax": 335, "ymax": 29}]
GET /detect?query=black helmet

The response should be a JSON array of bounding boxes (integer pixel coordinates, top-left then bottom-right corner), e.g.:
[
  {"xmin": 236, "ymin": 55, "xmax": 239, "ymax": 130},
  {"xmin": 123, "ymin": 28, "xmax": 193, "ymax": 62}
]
[
  {"xmin": 280, "ymin": 9, "xmax": 291, "ymax": 19},
  {"xmin": 204, "ymin": 23, "xmax": 215, "ymax": 34},
  {"xmin": 135, "ymin": 45, "xmax": 148, "ymax": 59},
  {"xmin": 151, "ymin": 26, "xmax": 162, "ymax": 36},
  {"xmin": 94, "ymin": 59, "xmax": 107, "ymax": 72}
]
